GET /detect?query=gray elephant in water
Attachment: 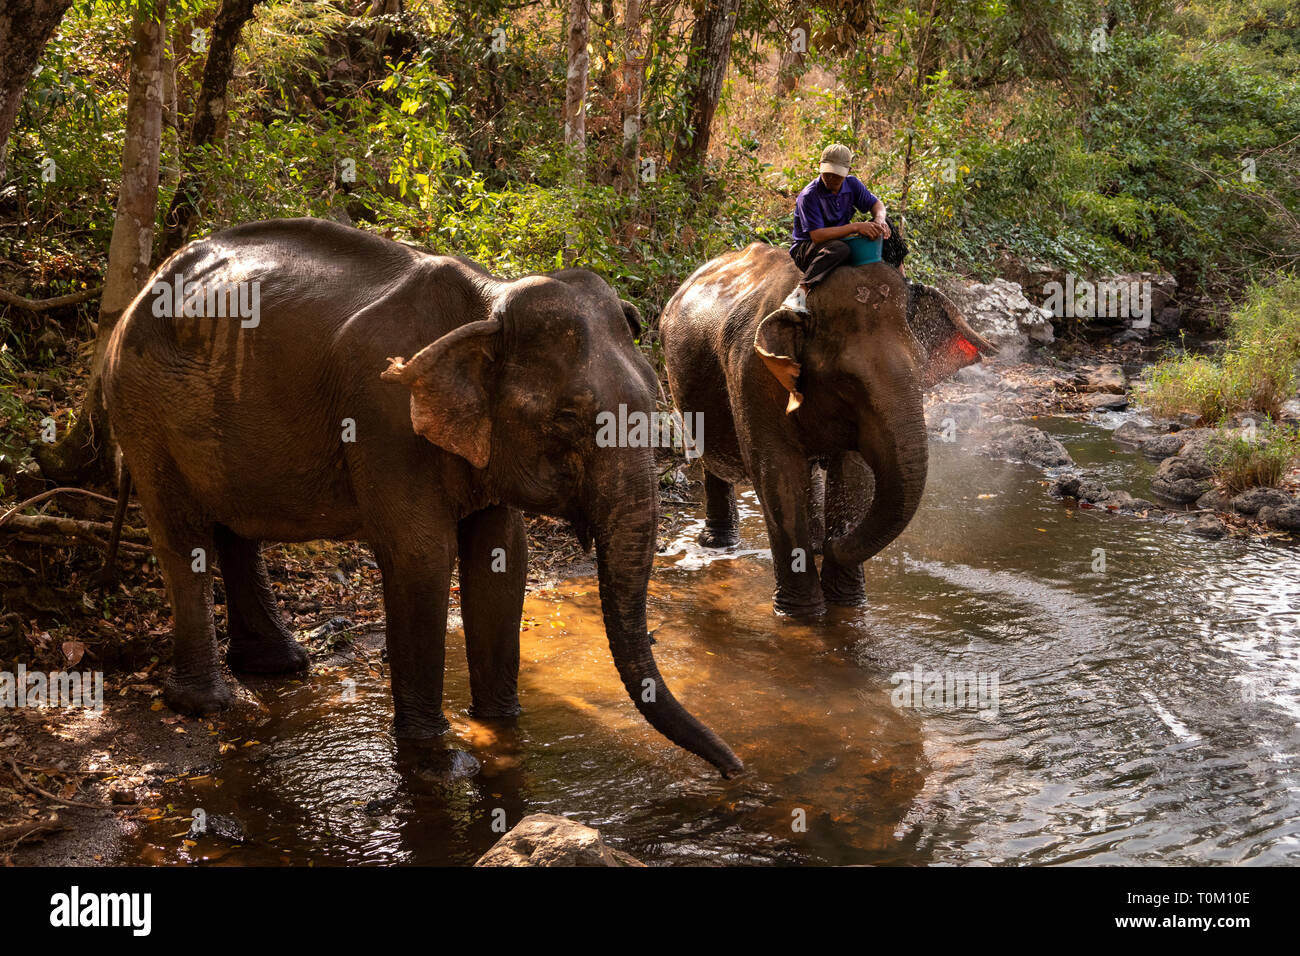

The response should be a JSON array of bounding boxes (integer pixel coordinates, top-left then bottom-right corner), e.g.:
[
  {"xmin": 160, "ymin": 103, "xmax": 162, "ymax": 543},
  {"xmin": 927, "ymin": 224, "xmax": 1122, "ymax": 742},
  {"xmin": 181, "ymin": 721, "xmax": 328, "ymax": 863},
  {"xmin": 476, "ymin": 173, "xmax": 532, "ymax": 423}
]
[
  {"xmin": 102, "ymin": 217, "xmax": 742, "ymax": 778},
  {"xmin": 660, "ymin": 243, "xmax": 994, "ymax": 616}
]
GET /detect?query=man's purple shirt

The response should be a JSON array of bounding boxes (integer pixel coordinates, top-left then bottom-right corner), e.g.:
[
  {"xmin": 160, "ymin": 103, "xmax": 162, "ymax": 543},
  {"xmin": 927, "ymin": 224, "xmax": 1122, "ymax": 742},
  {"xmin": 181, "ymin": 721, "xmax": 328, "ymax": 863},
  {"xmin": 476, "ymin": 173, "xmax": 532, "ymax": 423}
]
[{"xmin": 790, "ymin": 175, "xmax": 879, "ymax": 245}]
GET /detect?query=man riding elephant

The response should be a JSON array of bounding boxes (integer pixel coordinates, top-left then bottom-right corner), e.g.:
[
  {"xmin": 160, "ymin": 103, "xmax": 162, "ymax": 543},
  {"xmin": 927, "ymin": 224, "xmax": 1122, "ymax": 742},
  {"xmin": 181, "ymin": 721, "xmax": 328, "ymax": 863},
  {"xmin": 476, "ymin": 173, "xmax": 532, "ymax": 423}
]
[{"xmin": 780, "ymin": 144, "xmax": 901, "ymax": 315}]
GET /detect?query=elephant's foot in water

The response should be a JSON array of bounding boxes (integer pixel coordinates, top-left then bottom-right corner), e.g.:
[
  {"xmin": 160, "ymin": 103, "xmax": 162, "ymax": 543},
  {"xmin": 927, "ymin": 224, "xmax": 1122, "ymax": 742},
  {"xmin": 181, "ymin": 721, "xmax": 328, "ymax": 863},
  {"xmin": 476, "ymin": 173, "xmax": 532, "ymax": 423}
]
[
  {"xmin": 393, "ymin": 705, "xmax": 453, "ymax": 742},
  {"xmin": 772, "ymin": 576, "xmax": 827, "ymax": 618},
  {"xmin": 469, "ymin": 694, "xmax": 522, "ymax": 720},
  {"xmin": 698, "ymin": 521, "xmax": 740, "ymax": 549},
  {"xmin": 820, "ymin": 557, "xmax": 867, "ymax": 607},
  {"xmin": 699, "ymin": 471, "xmax": 741, "ymax": 548}
]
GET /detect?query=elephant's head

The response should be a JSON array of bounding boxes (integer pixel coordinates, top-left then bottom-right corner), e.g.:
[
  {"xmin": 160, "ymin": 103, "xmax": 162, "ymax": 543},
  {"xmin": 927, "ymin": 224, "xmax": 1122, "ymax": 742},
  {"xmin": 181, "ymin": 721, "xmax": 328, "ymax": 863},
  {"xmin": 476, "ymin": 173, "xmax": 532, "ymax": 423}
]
[
  {"xmin": 905, "ymin": 282, "xmax": 996, "ymax": 388},
  {"xmin": 381, "ymin": 270, "xmax": 742, "ymax": 778},
  {"xmin": 755, "ymin": 265, "xmax": 994, "ymax": 568}
]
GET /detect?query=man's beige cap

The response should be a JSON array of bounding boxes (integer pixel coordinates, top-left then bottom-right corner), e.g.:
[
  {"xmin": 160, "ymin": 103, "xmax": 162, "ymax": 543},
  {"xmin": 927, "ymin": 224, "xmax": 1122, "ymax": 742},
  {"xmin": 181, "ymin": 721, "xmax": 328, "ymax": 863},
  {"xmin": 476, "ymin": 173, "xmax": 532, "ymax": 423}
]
[{"xmin": 819, "ymin": 143, "xmax": 852, "ymax": 176}]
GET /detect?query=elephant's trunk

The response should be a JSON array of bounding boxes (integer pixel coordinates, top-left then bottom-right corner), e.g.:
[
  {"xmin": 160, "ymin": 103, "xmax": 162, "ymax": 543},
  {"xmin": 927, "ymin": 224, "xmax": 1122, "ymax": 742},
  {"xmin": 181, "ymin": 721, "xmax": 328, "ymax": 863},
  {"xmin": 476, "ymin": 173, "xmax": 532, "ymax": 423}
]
[
  {"xmin": 591, "ymin": 465, "xmax": 744, "ymax": 778},
  {"xmin": 826, "ymin": 360, "xmax": 929, "ymax": 567}
]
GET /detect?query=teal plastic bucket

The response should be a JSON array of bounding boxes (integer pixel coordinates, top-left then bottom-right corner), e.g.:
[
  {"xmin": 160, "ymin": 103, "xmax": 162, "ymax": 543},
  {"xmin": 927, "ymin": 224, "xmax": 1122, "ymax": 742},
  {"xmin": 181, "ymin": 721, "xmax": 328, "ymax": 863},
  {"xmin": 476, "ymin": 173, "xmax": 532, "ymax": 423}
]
[{"xmin": 843, "ymin": 234, "xmax": 883, "ymax": 265}]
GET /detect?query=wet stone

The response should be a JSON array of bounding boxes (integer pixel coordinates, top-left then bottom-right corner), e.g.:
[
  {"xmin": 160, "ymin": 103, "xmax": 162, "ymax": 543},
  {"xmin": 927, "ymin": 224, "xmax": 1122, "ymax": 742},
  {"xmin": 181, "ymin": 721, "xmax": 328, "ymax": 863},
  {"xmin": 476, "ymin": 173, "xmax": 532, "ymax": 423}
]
[
  {"xmin": 1231, "ymin": 486, "xmax": 1292, "ymax": 516},
  {"xmin": 1196, "ymin": 488, "xmax": 1233, "ymax": 512},
  {"xmin": 1259, "ymin": 503, "xmax": 1300, "ymax": 532},
  {"xmin": 1186, "ymin": 514, "xmax": 1227, "ymax": 538},
  {"xmin": 1078, "ymin": 364, "xmax": 1127, "ymax": 394},
  {"xmin": 1113, "ymin": 420, "xmax": 1160, "ymax": 445},
  {"xmin": 475, "ymin": 813, "xmax": 645, "ymax": 867},
  {"xmin": 1141, "ymin": 432, "xmax": 1190, "ymax": 460},
  {"xmin": 1082, "ymin": 392, "xmax": 1129, "ymax": 411},
  {"xmin": 992, "ymin": 425, "xmax": 1073, "ymax": 469},
  {"xmin": 1151, "ymin": 453, "xmax": 1214, "ymax": 503},
  {"xmin": 188, "ymin": 812, "xmax": 247, "ymax": 844},
  {"xmin": 1052, "ymin": 475, "xmax": 1111, "ymax": 503}
]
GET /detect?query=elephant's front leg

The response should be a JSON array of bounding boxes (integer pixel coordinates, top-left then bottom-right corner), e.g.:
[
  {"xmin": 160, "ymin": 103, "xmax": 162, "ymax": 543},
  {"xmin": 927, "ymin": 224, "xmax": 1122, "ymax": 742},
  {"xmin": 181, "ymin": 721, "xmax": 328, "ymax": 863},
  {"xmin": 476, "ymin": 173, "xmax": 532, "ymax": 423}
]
[
  {"xmin": 753, "ymin": 457, "xmax": 825, "ymax": 616},
  {"xmin": 457, "ymin": 504, "xmax": 526, "ymax": 718},
  {"xmin": 820, "ymin": 452, "xmax": 873, "ymax": 606},
  {"xmin": 378, "ymin": 540, "xmax": 455, "ymax": 740}
]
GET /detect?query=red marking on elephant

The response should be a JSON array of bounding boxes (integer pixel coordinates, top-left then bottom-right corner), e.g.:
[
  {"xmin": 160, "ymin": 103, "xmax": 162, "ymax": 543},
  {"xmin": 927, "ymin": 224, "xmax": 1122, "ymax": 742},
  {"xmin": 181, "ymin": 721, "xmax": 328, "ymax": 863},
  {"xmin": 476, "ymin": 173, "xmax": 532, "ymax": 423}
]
[
  {"xmin": 923, "ymin": 335, "xmax": 981, "ymax": 387},
  {"xmin": 951, "ymin": 336, "xmax": 978, "ymax": 362}
]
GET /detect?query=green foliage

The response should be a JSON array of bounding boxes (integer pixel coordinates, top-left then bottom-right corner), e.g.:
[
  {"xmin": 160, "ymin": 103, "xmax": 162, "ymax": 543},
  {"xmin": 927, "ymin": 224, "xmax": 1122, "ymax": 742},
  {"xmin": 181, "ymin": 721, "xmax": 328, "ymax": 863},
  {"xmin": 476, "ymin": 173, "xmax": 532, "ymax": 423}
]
[
  {"xmin": 1206, "ymin": 420, "xmax": 1300, "ymax": 493},
  {"xmin": 1146, "ymin": 276, "xmax": 1300, "ymax": 421},
  {"xmin": 5, "ymin": 0, "xmax": 1300, "ymax": 355}
]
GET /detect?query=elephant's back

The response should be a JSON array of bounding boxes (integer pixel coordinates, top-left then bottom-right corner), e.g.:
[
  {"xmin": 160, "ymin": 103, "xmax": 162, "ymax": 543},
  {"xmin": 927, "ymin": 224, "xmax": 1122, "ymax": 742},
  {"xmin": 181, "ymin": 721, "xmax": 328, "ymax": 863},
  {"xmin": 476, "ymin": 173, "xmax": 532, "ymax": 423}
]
[{"xmin": 663, "ymin": 244, "xmax": 793, "ymax": 349}]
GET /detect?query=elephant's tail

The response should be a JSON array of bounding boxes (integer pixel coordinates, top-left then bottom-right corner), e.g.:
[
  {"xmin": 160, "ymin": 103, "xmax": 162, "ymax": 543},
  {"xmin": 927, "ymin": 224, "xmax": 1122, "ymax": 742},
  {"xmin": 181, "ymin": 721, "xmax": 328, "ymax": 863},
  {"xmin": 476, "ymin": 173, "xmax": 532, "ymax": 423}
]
[{"xmin": 98, "ymin": 452, "xmax": 132, "ymax": 586}]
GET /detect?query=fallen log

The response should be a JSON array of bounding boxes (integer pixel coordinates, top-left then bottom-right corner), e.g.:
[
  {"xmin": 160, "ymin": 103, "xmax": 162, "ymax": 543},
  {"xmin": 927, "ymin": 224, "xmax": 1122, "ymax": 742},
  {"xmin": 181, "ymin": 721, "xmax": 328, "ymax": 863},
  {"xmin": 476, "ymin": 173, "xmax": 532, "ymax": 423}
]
[
  {"xmin": 0, "ymin": 285, "xmax": 102, "ymax": 312},
  {"xmin": 0, "ymin": 513, "xmax": 151, "ymax": 553},
  {"xmin": 0, "ymin": 486, "xmax": 137, "ymax": 527}
]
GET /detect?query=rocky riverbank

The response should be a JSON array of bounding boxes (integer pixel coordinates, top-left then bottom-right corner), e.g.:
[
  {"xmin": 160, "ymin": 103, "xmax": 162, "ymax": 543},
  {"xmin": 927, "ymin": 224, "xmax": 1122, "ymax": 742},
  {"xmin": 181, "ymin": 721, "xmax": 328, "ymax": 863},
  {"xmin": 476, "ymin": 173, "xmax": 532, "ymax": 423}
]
[{"xmin": 923, "ymin": 267, "xmax": 1300, "ymax": 542}]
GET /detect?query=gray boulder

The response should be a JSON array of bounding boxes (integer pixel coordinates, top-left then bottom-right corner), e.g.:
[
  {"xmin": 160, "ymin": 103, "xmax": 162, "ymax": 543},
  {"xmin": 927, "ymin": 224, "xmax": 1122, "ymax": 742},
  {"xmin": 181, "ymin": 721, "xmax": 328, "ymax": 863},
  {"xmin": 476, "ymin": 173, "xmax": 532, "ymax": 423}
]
[
  {"xmin": 991, "ymin": 425, "xmax": 1073, "ymax": 469},
  {"xmin": 1151, "ymin": 454, "xmax": 1214, "ymax": 503},
  {"xmin": 1186, "ymin": 513, "xmax": 1227, "ymax": 538},
  {"xmin": 1082, "ymin": 392, "xmax": 1129, "ymax": 411},
  {"xmin": 1230, "ymin": 487, "xmax": 1292, "ymax": 516},
  {"xmin": 1138, "ymin": 427, "xmax": 1216, "ymax": 461},
  {"xmin": 1259, "ymin": 503, "xmax": 1300, "ymax": 532},
  {"xmin": 937, "ymin": 277, "xmax": 1055, "ymax": 359},
  {"xmin": 1077, "ymin": 364, "xmax": 1127, "ymax": 394},
  {"xmin": 1052, "ymin": 474, "xmax": 1110, "ymax": 503},
  {"xmin": 1195, "ymin": 488, "xmax": 1233, "ymax": 512}
]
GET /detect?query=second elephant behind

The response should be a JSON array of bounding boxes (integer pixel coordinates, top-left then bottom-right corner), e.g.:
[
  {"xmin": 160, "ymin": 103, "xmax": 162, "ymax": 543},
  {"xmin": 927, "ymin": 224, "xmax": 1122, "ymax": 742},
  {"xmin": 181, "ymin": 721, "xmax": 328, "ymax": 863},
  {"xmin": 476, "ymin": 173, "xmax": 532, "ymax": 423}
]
[{"xmin": 660, "ymin": 243, "xmax": 994, "ymax": 615}]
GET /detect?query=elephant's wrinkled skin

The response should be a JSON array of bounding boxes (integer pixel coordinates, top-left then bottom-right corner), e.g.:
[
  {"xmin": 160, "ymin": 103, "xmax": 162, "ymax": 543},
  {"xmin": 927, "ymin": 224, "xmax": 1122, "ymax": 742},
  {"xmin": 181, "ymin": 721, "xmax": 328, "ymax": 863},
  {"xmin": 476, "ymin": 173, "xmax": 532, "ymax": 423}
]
[
  {"xmin": 102, "ymin": 217, "xmax": 741, "ymax": 777},
  {"xmin": 660, "ymin": 243, "xmax": 993, "ymax": 615}
]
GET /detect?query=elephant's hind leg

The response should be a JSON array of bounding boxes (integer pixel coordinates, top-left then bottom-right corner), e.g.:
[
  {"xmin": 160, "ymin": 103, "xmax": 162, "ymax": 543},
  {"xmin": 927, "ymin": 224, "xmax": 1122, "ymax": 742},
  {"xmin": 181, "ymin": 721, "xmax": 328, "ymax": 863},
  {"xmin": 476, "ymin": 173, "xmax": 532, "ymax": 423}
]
[
  {"xmin": 137, "ymin": 495, "xmax": 231, "ymax": 716},
  {"xmin": 458, "ymin": 505, "xmax": 525, "ymax": 718},
  {"xmin": 699, "ymin": 470, "xmax": 740, "ymax": 548},
  {"xmin": 215, "ymin": 525, "xmax": 308, "ymax": 674}
]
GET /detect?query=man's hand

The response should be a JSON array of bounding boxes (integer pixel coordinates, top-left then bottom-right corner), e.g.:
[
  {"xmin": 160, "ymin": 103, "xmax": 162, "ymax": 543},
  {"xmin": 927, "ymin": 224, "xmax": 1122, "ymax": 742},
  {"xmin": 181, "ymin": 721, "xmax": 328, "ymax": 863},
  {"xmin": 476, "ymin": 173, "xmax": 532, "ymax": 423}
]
[{"xmin": 858, "ymin": 220, "xmax": 891, "ymax": 240}]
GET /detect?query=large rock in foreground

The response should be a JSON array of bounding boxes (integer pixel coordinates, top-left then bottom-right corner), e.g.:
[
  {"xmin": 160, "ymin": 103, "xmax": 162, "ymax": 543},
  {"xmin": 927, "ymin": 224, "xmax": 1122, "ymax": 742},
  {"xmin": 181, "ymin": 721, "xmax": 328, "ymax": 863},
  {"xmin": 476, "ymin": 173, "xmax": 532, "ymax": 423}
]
[{"xmin": 474, "ymin": 814, "xmax": 645, "ymax": 867}]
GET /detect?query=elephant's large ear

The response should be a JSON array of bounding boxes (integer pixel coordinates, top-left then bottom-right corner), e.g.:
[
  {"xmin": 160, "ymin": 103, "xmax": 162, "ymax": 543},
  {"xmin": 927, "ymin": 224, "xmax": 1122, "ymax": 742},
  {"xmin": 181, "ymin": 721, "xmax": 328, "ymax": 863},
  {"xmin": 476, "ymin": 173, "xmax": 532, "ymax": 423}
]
[
  {"xmin": 381, "ymin": 318, "xmax": 501, "ymax": 468},
  {"xmin": 906, "ymin": 283, "xmax": 997, "ymax": 388},
  {"xmin": 620, "ymin": 299, "xmax": 642, "ymax": 341},
  {"xmin": 754, "ymin": 307, "xmax": 807, "ymax": 414}
]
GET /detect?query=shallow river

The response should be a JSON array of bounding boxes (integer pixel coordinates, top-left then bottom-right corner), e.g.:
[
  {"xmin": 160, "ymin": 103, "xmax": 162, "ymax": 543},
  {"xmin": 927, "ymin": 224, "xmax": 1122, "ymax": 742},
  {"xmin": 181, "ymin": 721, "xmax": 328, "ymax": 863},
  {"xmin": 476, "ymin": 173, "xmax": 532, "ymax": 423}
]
[{"xmin": 122, "ymin": 417, "xmax": 1300, "ymax": 865}]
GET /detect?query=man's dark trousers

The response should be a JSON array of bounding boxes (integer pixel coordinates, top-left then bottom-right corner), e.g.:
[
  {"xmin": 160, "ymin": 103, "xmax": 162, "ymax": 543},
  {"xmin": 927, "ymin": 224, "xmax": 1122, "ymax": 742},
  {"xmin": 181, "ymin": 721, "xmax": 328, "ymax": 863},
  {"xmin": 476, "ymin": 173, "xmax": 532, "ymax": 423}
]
[{"xmin": 790, "ymin": 239, "xmax": 851, "ymax": 287}]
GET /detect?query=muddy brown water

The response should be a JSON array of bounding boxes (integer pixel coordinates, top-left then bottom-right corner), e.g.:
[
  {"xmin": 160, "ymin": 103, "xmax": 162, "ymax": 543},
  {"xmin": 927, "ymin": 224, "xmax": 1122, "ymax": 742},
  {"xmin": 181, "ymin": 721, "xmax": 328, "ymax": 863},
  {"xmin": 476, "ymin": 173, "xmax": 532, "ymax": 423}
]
[{"xmin": 119, "ymin": 417, "xmax": 1300, "ymax": 865}]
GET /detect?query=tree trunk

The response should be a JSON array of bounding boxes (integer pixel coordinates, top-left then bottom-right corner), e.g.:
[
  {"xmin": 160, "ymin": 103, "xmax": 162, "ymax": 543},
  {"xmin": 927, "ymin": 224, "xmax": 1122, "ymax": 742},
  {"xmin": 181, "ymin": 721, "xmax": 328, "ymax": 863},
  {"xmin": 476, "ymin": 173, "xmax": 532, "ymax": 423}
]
[
  {"xmin": 34, "ymin": 0, "xmax": 167, "ymax": 485},
  {"xmin": 160, "ymin": 0, "xmax": 260, "ymax": 256},
  {"xmin": 564, "ymin": 0, "xmax": 590, "ymax": 174},
  {"xmin": 0, "ymin": 0, "xmax": 74, "ymax": 186},
  {"xmin": 368, "ymin": 0, "xmax": 401, "ymax": 53},
  {"xmin": 672, "ymin": 0, "xmax": 740, "ymax": 178},
  {"xmin": 618, "ymin": 0, "xmax": 643, "ymax": 195},
  {"xmin": 775, "ymin": 13, "xmax": 809, "ymax": 94}
]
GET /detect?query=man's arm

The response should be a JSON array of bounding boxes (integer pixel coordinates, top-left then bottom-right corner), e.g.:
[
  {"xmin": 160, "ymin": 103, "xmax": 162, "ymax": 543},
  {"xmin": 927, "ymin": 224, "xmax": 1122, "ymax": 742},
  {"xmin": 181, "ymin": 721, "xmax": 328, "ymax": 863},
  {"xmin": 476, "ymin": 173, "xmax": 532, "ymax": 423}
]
[
  {"xmin": 859, "ymin": 199, "xmax": 890, "ymax": 240},
  {"xmin": 808, "ymin": 221, "xmax": 873, "ymax": 244}
]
